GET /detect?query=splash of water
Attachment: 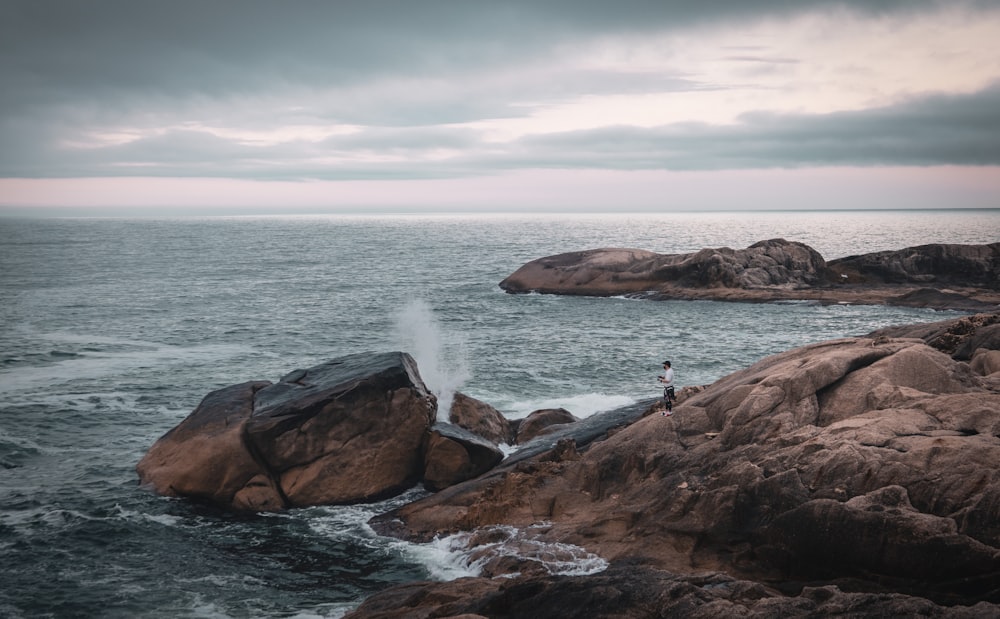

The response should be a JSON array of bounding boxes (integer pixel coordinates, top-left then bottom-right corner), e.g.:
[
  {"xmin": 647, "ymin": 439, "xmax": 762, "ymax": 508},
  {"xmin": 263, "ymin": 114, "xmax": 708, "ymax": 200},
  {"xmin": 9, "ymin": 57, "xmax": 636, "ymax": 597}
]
[{"xmin": 392, "ymin": 300, "xmax": 471, "ymax": 421}]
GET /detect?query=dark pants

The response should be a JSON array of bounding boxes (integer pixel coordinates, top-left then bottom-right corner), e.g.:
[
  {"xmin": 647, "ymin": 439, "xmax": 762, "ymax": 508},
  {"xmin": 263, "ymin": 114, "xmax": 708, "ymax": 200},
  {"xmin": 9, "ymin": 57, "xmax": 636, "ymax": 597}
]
[{"xmin": 663, "ymin": 386, "xmax": 675, "ymax": 410}]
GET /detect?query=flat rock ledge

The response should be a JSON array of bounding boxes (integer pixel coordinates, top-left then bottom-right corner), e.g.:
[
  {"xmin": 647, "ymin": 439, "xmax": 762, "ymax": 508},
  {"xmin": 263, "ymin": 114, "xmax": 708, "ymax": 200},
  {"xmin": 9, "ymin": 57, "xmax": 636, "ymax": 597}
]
[
  {"xmin": 357, "ymin": 312, "xmax": 1000, "ymax": 617},
  {"xmin": 498, "ymin": 239, "xmax": 1000, "ymax": 311}
]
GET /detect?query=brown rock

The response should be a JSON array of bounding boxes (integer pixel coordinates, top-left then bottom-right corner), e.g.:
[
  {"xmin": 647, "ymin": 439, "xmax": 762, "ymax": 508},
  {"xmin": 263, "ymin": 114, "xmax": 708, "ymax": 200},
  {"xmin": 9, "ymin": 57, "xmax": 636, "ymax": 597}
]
[
  {"xmin": 449, "ymin": 392, "xmax": 513, "ymax": 445},
  {"xmin": 516, "ymin": 408, "xmax": 579, "ymax": 444},
  {"xmin": 137, "ymin": 352, "xmax": 437, "ymax": 511},
  {"xmin": 971, "ymin": 349, "xmax": 1000, "ymax": 376},
  {"xmin": 870, "ymin": 311, "xmax": 1000, "ymax": 359},
  {"xmin": 344, "ymin": 563, "xmax": 993, "ymax": 619},
  {"xmin": 499, "ymin": 239, "xmax": 828, "ymax": 297},
  {"xmin": 499, "ymin": 241, "xmax": 1000, "ymax": 310},
  {"xmin": 136, "ymin": 380, "xmax": 281, "ymax": 508},
  {"xmin": 372, "ymin": 336, "xmax": 1000, "ymax": 606},
  {"xmin": 245, "ymin": 352, "xmax": 437, "ymax": 506},
  {"xmin": 422, "ymin": 423, "xmax": 504, "ymax": 492}
]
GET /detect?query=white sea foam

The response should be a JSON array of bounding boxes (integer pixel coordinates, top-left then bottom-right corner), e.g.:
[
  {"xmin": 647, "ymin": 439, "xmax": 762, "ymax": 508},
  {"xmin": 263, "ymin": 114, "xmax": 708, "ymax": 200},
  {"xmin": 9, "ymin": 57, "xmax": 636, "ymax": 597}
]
[
  {"xmin": 392, "ymin": 299, "xmax": 471, "ymax": 421},
  {"xmin": 0, "ymin": 341, "xmax": 254, "ymax": 396},
  {"xmin": 502, "ymin": 393, "xmax": 634, "ymax": 420},
  {"xmin": 391, "ymin": 534, "xmax": 483, "ymax": 580},
  {"xmin": 287, "ymin": 604, "xmax": 357, "ymax": 619},
  {"xmin": 393, "ymin": 524, "xmax": 608, "ymax": 581},
  {"xmin": 113, "ymin": 504, "xmax": 185, "ymax": 528}
]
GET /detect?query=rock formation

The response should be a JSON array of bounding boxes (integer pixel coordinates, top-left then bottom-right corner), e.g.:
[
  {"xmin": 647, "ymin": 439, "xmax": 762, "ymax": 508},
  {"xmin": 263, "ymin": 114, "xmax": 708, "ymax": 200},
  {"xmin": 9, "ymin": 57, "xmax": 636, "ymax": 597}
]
[
  {"xmin": 362, "ymin": 312, "xmax": 1000, "ymax": 615},
  {"xmin": 830, "ymin": 243, "xmax": 1000, "ymax": 288},
  {"xmin": 137, "ymin": 351, "xmax": 510, "ymax": 511},
  {"xmin": 499, "ymin": 239, "xmax": 829, "ymax": 296},
  {"xmin": 514, "ymin": 407, "xmax": 579, "ymax": 443},
  {"xmin": 422, "ymin": 423, "xmax": 505, "ymax": 492},
  {"xmin": 346, "ymin": 563, "xmax": 996, "ymax": 619},
  {"xmin": 499, "ymin": 240, "xmax": 1000, "ymax": 310},
  {"xmin": 449, "ymin": 392, "xmax": 513, "ymax": 445}
]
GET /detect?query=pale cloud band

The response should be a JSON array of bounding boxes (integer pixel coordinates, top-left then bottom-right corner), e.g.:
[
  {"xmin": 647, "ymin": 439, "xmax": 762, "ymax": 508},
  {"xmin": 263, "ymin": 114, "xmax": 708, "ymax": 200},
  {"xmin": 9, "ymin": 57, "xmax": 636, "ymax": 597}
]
[{"xmin": 1, "ymin": 0, "xmax": 998, "ymax": 210}]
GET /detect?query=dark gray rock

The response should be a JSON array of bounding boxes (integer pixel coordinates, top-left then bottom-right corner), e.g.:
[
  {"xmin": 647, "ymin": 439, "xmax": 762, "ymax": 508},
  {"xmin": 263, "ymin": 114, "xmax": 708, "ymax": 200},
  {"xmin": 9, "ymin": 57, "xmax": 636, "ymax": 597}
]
[{"xmin": 829, "ymin": 243, "xmax": 1000, "ymax": 288}]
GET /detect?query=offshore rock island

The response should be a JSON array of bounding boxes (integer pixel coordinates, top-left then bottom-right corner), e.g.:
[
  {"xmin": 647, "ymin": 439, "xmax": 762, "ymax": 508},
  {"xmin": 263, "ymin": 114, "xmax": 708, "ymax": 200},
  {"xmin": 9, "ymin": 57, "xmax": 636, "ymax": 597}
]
[{"xmin": 498, "ymin": 239, "xmax": 1000, "ymax": 311}]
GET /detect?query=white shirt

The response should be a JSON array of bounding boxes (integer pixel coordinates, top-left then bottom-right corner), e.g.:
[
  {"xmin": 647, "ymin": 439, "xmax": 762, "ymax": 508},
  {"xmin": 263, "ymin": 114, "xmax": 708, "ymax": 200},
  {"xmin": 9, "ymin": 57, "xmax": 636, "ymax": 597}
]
[{"xmin": 661, "ymin": 367, "xmax": 674, "ymax": 388}]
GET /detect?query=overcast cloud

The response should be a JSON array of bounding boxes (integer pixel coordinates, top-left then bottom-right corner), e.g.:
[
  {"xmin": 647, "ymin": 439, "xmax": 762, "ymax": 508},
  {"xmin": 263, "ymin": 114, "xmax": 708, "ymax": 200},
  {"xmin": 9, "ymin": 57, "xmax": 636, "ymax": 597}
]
[{"xmin": 1, "ymin": 0, "xmax": 999, "ymax": 211}]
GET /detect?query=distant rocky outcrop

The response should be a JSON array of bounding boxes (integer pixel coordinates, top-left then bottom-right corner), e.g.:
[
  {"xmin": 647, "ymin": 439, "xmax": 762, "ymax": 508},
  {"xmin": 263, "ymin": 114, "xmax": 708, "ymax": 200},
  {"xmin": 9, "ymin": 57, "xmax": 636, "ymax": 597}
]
[
  {"xmin": 137, "ymin": 352, "xmax": 509, "ymax": 511},
  {"xmin": 363, "ymin": 312, "xmax": 1000, "ymax": 614},
  {"xmin": 499, "ymin": 238, "xmax": 829, "ymax": 296},
  {"xmin": 830, "ymin": 243, "xmax": 1000, "ymax": 288},
  {"xmin": 499, "ymin": 240, "xmax": 1000, "ymax": 310}
]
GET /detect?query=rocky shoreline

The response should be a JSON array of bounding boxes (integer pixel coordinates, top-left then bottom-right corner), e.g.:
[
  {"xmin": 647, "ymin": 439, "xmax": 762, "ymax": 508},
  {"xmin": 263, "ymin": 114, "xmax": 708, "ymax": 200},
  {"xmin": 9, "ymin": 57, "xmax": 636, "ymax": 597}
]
[
  {"xmin": 136, "ymin": 309, "xmax": 1000, "ymax": 617},
  {"xmin": 349, "ymin": 312, "xmax": 1000, "ymax": 618},
  {"xmin": 498, "ymin": 240, "xmax": 1000, "ymax": 312}
]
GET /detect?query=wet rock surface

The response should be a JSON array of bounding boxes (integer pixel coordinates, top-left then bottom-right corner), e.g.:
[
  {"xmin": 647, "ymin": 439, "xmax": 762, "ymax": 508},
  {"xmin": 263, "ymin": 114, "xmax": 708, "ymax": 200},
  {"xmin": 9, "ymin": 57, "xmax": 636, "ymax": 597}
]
[
  {"xmin": 364, "ymin": 313, "xmax": 1000, "ymax": 615},
  {"xmin": 138, "ymin": 352, "xmax": 439, "ymax": 510},
  {"xmin": 345, "ymin": 563, "xmax": 996, "ymax": 619}
]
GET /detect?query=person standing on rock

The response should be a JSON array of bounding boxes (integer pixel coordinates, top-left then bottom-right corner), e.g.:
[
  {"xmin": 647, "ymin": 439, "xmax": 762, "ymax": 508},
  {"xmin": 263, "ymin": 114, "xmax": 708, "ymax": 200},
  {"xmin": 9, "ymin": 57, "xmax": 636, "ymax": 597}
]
[{"xmin": 659, "ymin": 360, "xmax": 676, "ymax": 416}]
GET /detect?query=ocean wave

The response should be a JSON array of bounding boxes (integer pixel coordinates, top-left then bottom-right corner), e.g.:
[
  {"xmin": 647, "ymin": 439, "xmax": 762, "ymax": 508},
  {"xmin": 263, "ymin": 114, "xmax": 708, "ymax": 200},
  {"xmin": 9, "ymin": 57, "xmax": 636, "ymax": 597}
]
[{"xmin": 0, "ymin": 341, "xmax": 255, "ymax": 396}]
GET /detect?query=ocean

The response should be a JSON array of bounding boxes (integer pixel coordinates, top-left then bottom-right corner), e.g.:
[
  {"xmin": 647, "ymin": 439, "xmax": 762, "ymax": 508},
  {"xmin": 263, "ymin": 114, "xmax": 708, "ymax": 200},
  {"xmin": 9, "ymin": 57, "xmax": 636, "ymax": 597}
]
[{"xmin": 1, "ymin": 209, "xmax": 997, "ymax": 618}]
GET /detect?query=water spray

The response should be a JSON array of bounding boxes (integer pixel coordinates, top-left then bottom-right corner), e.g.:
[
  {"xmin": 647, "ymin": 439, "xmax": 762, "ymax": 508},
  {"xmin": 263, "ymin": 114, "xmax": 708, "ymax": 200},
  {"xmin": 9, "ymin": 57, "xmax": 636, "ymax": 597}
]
[{"xmin": 392, "ymin": 299, "xmax": 471, "ymax": 422}]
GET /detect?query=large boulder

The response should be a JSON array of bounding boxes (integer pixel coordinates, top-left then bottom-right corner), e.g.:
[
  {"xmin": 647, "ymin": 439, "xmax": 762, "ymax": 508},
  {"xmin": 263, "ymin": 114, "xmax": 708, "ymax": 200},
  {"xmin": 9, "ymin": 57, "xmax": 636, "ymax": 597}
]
[
  {"xmin": 135, "ymin": 380, "xmax": 282, "ymax": 512},
  {"xmin": 371, "ymin": 333, "xmax": 1000, "ymax": 607},
  {"xmin": 422, "ymin": 423, "xmax": 505, "ymax": 492},
  {"xmin": 245, "ymin": 352, "xmax": 437, "ymax": 506},
  {"xmin": 515, "ymin": 408, "xmax": 579, "ymax": 444},
  {"xmin": 449, "ymin": 392, "xmax": 513, "ymax": 445},
  {"xmin": 137, "ymin": 352, "xmax": 438, "ymax": 510}
]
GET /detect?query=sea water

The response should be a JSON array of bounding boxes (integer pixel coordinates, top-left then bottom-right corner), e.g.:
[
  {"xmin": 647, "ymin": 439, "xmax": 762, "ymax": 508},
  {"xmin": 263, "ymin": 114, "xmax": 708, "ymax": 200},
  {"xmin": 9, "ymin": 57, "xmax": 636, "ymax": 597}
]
[{"xmin": 1, "ymin": 210, "xmax": 997, "ymax": 618}]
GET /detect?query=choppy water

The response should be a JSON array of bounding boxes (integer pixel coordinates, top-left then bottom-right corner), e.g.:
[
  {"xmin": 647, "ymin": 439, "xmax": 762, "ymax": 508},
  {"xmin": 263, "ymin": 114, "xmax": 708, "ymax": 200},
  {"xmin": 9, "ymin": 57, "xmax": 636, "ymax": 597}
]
[{"xmin": 1, "ymin": 210, "xmax": 997, "ymax": 618}]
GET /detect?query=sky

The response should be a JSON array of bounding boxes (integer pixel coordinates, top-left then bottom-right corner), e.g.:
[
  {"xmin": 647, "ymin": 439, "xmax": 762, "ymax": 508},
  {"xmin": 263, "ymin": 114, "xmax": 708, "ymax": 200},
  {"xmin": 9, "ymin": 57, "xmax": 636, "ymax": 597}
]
[{"xmin": 1, "ymin": 0, "xmax": 999, "ymax": 215}]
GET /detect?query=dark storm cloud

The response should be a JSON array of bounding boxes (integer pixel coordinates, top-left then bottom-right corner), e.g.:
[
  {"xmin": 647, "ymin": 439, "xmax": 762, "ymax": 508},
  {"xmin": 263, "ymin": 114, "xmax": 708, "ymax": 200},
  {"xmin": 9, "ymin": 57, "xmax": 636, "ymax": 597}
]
[
  {"xmin": 2, "ymin": 85, "xmax": 999, "ymax": 180},
  {"xmin": 0, "ymin": 0, "xmax": 995, "ymax": 180},
  {"xmin": 0, "ymin": 0, "xmax": 965, "ymax": 110}
]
